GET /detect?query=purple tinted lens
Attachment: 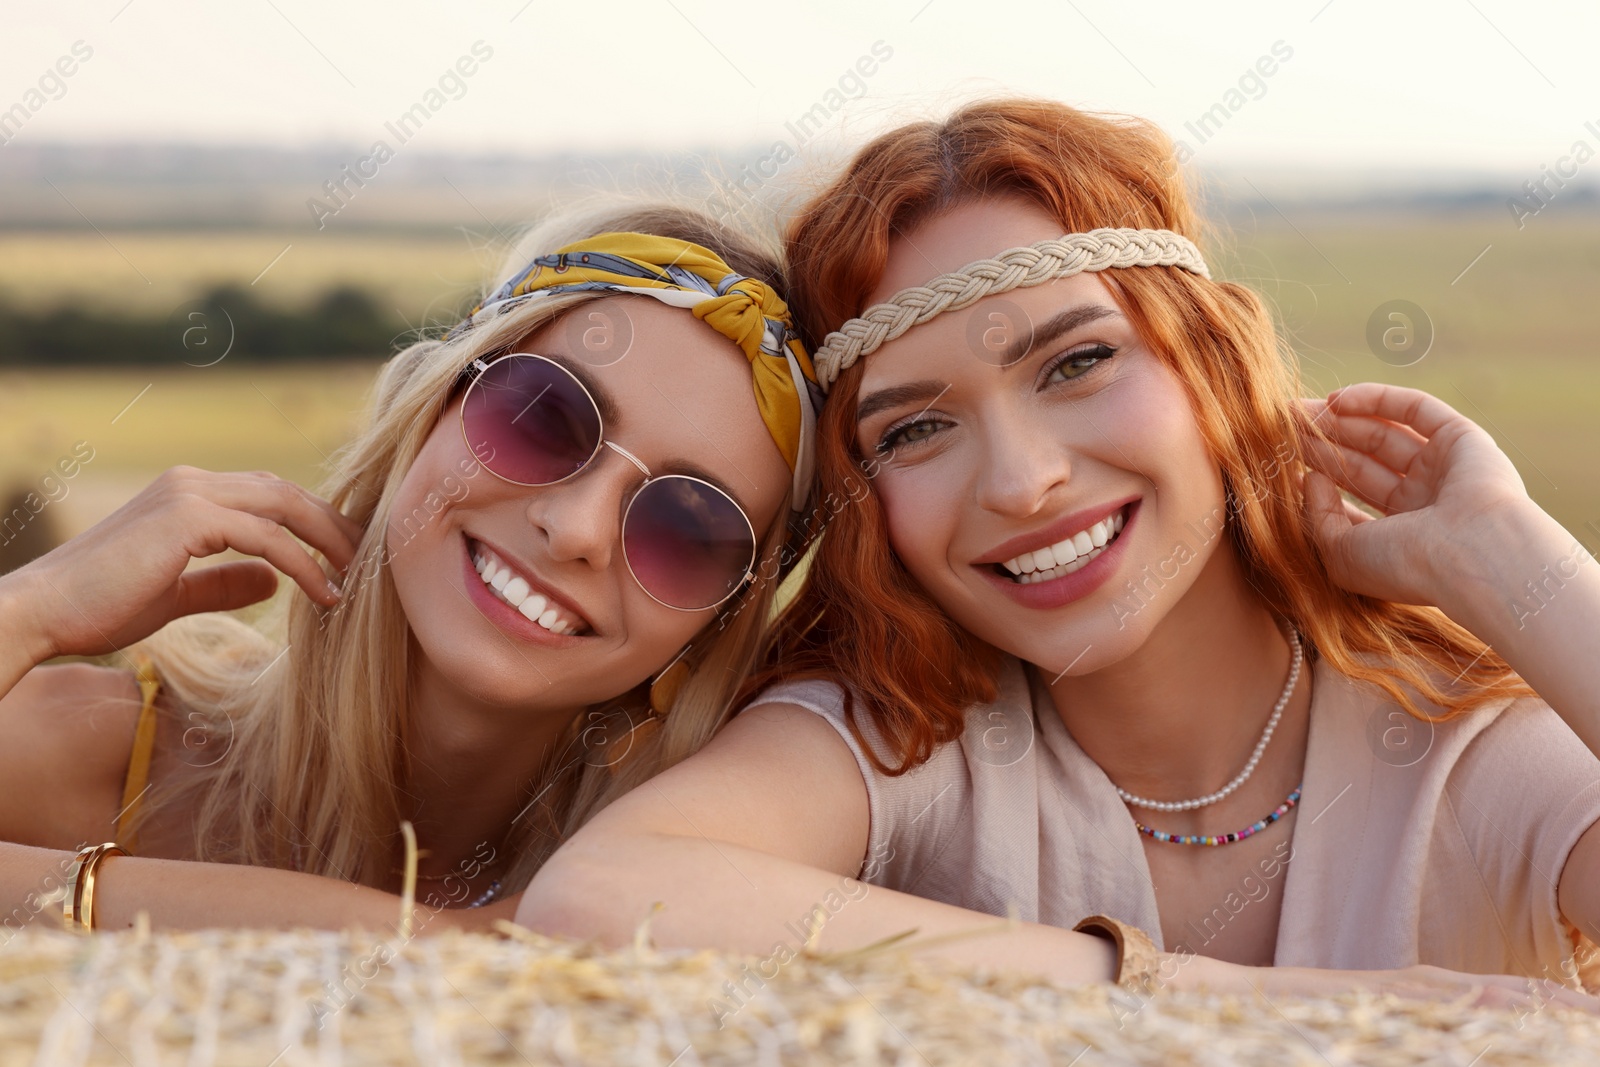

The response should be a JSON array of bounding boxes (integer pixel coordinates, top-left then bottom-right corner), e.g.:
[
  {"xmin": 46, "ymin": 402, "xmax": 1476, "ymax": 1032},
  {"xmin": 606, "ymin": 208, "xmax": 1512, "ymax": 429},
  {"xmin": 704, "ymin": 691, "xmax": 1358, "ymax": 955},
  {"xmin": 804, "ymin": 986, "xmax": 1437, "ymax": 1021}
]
[
  {"xmin": 624, "ymin": 477, "xmax": 755, "ymax": 610},
  {"xmin": 462, "ymin": 356, "xmax": 601, "ymax": 485}
]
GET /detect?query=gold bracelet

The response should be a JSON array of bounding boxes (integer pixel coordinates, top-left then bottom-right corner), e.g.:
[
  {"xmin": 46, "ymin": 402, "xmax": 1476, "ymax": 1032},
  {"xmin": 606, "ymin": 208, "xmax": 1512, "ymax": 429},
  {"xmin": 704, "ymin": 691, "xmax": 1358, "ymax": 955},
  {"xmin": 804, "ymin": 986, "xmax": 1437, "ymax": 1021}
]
[
  {"xmin": 62, "ymin": 844, "xmax": 97, "ymax": 930},
  {"xmin": 63, "ymin": 842, "xmax": 127, "ymax": 933},
  {"xmin": 1073, "ymin": 914, "xmax": 1162, "ymax": 995}
]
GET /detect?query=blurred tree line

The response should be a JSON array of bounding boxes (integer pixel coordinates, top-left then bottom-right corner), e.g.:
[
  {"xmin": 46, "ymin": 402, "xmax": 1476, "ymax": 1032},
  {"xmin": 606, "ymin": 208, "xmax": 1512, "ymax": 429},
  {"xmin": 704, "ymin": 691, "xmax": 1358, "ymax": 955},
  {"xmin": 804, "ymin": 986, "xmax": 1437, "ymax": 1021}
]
[{"xmin": 0, "ymin": 284, "xmax": 402, "ymax": 365}]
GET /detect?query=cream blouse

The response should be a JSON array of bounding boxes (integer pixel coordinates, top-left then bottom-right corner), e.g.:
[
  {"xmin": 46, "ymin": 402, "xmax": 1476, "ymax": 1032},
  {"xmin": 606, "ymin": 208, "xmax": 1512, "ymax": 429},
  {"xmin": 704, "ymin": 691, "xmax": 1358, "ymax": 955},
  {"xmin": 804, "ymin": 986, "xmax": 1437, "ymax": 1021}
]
[{"xmin": 750, "ymin": 650, "xmax": 1600, "ymax": 986}]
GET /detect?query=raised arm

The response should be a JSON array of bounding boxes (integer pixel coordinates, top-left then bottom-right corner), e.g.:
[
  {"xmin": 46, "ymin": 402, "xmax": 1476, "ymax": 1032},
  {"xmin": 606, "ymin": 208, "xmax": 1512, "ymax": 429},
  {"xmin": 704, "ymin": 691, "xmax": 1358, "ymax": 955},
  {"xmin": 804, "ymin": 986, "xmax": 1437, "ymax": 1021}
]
[
  {"xmin": 1301, "ymin": 382, "xmax": 1600, "ymax": 945},
  {"xmin": 0, "ymin": 465, "xmax": 360, "ymax": 704},
  {"xmin": 1301, "ymin": 383, "xmax": 1600, "ymax": 756}
]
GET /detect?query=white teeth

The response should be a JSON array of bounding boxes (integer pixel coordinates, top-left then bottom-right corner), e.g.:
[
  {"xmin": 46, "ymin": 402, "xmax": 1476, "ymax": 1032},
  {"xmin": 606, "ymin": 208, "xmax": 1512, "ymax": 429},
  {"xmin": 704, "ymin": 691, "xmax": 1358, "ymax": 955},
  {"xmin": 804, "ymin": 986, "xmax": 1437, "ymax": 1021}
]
[
  {"xmin": 471, "ymin": 540, "xmax": 584, "ymax": 636},
  {"xmin": 997, "ymin": 506, "xmax": 1128, "ymax": 584},
  {"xmin": 1018, "ymin": 545, "xmax": 1101, "ymax": 583}
]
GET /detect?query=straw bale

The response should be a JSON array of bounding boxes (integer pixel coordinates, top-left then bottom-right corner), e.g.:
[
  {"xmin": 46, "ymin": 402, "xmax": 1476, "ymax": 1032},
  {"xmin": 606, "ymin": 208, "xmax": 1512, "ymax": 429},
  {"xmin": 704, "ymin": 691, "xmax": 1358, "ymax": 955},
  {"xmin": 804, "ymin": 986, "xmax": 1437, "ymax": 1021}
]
[{"xmin": 0, "ymin": 926, "xmax": 1594, "ymax": 1066}]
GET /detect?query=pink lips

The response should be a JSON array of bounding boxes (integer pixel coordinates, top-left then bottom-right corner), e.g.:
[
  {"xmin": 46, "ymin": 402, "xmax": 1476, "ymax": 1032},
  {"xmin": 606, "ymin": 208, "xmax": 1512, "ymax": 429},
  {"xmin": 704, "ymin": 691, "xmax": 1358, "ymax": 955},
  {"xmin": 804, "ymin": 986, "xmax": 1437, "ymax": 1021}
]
[
  {"xmin": 974, "ymin": 496, "xmax": 1139, "ymax": 568},
  {"xmin": 977, "ymin": 499, "xmax": 1140, "ymax": 610},
  {"xmin": 460, "ymin": 532, "xmax": 588, "ymax": 646}
]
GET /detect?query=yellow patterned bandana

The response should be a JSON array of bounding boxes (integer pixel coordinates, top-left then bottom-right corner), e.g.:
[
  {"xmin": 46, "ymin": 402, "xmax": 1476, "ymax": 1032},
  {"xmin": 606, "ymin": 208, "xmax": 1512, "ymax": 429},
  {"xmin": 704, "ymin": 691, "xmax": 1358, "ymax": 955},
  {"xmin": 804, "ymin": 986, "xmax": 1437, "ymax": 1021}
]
[{"xmin": 452, "ymin": 233, "xmax": 820, "ymax": 511}]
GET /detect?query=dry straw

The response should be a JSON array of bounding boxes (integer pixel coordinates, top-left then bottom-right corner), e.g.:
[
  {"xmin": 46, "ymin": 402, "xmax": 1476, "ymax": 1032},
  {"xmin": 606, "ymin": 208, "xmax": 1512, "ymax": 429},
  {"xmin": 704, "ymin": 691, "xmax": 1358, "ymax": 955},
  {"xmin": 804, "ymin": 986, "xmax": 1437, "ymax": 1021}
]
[{"xmin": 2, "ymin": 921, "xmax": 1598, "ymax": 1065}]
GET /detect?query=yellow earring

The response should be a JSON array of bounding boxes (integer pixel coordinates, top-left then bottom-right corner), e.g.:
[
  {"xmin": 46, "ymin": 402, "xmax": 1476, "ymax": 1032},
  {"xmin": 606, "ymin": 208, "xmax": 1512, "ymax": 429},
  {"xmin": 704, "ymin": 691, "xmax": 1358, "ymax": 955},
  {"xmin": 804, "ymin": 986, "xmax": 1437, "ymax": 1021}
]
[{"xmin": 648, "ymin": 656, "xmax": 691, "ymax": 717}]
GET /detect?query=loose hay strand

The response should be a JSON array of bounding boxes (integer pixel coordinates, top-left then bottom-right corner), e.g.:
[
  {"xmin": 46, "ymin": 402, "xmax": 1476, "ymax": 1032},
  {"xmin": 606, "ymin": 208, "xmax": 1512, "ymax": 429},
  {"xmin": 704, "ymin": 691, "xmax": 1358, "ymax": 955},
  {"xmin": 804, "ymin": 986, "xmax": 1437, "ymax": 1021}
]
[
  {"xmin": 397, "ymin": 820, "xmax": 419, "ymax": 943},
  {"xmin": 812, "ymin": 908, "xmax": 1022, "ymax": 968},
  {"xmin": 633, "ymin": 901, "xmax": 666, "ymax": 956}
]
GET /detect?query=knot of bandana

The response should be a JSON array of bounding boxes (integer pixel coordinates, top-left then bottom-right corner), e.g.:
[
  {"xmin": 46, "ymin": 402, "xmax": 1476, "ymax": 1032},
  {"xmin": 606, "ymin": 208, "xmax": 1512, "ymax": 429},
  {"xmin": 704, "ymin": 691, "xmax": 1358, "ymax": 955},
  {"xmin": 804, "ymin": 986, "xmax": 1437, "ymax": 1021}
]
[{"xmin": 451, "ymin": 233, "xmax": 820, "ymax": 511}]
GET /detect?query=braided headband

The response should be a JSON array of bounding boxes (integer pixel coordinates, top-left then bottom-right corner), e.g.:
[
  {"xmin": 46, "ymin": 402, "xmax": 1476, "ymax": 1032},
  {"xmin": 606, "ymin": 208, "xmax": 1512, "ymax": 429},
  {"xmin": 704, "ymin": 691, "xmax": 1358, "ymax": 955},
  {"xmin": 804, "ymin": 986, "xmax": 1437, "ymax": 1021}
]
[
  {"xmin": 812, "ymin": 228, "xmax": 1211, "ymax": 392},
  {"xmin": 449, "ymin": 232, "xmax": 821, "ymax": 511}
]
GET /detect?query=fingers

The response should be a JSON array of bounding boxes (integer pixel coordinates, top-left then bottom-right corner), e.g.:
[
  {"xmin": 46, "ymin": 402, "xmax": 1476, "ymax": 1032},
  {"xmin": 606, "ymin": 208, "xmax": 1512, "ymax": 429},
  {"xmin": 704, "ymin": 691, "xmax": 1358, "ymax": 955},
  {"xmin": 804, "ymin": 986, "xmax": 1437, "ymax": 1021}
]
[
  {"xmin": 1319, "ymin": 382, "xmax": 1471, "ymax": 440},
  {"xmin": 1302, "ymin": 436, "xmax": 1401, "ymax": 515},
  {"xmin": 1340, "ymin": 497, "xmax": 1377, "ymax": 526},
  {"xmin": 192, "ymin": 502, "xmax": 343, "ymax": 607},
  {"xmin": 1302, "ymin": 468, "xmax": 1353, "ymax": 543},
  {"xmin": 221, "ymin": 472, "xmax": 365, "ymax": 574},
  {"xmin": 1301, "ymin": 468, "xmax": 1383, "ymax": 593},
  {"xmin": 174, "ymin": 560, "xmax": 280, "ymax": 617},
  {"xmin": 157, "ymin": 467, "xmax": 363, "ymax": 578},
  {"xmin": 1306, "ymin": 406, "xmax": 1429, "ymax": 477},
  {"xmin": 1467, "ymin": 980, "xmax": 1600, "ymax": 1015},
  {"xmin": 1396, "ymin": 966, "xmax": 1600, "ymax": 1016}
]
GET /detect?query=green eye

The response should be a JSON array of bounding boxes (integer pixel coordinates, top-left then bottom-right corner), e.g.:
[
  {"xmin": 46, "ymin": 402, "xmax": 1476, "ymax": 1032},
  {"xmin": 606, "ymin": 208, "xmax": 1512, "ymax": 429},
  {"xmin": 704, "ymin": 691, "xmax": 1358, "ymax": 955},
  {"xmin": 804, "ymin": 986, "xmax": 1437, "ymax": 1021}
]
[
  {"xmin": 878, "ymin": 418, "xmax": 944, "ymax": 454},
  {"xmin": 1046, "ymin": 344, "xmax": 1116, "ymax": 383}
]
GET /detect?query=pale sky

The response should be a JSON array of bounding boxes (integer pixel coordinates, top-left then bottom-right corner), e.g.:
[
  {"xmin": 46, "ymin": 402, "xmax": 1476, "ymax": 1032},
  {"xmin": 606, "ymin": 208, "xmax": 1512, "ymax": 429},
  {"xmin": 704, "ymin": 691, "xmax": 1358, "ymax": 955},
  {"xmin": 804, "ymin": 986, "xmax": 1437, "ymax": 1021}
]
[{"xmin": 3, "ymin": 0, "xmax": 1597, "ymax": 179}]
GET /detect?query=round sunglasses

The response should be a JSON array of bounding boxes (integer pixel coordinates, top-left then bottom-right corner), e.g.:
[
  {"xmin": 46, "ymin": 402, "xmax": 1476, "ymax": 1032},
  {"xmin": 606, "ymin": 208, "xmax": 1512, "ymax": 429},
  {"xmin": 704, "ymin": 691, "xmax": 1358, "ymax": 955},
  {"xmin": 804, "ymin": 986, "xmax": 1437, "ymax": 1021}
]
[{"xmin": 457, "ymin": 352, "xmax": 757, "ymax": 612}]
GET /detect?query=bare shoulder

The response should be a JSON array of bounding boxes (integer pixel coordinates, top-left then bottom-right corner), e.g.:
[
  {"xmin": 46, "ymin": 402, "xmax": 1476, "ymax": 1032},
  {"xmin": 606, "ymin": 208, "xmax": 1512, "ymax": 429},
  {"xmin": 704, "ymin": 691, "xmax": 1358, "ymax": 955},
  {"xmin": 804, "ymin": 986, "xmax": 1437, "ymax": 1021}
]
[
  {"xmin": 0, "ymin": 661, "xmax": 149, "ymax": 847},
  {"xmin": 595, "ymin": 700, "xmax": 871, "ymax": 877},
  {"xmin": 704, "ymin": 698, "xmax": 868, "ymax": 789}
]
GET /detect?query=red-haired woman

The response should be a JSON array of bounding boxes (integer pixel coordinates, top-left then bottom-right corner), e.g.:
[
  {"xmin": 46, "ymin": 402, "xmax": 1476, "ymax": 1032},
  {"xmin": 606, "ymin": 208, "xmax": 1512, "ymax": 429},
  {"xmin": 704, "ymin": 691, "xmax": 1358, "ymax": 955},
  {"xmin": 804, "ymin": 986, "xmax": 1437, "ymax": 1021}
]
[{"xmin": 517, "ymin": 100, "xmax": 1600, "ymax": 1006}]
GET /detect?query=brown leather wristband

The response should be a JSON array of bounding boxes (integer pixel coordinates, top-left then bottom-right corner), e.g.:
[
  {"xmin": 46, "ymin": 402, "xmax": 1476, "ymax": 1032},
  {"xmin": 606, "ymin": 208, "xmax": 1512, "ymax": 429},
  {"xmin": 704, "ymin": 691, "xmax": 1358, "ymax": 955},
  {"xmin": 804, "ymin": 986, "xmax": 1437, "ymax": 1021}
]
[{"xmin": 1073, "ymin": 914, "xmax": 1162, "ymax": 995}]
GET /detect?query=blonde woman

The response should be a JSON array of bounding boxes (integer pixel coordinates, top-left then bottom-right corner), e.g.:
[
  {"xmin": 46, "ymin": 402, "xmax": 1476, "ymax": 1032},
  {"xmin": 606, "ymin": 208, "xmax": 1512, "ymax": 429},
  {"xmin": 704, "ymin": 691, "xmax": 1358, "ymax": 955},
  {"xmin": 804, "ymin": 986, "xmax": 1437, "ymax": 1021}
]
[{"xmin": 0, "ymin": 201, "xmax": 820, "ymax": 929}]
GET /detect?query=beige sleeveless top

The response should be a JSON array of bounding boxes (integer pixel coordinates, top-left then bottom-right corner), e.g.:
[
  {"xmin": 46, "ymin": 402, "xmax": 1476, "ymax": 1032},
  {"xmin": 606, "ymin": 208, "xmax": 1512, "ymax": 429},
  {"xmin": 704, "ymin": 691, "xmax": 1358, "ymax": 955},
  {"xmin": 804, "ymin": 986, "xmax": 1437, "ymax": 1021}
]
[{"xmin": 751, "ymin": 652, "xmax": 1600, "ymax": 985}]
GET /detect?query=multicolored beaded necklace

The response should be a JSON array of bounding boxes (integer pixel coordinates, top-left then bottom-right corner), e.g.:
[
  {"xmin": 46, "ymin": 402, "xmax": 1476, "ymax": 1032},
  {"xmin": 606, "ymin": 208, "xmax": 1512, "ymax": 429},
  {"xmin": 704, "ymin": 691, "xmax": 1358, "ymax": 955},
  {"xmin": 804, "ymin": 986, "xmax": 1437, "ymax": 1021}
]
[{"xmin": 1133, "ymin": 783, "xmax": 1303, "ymax": 846}]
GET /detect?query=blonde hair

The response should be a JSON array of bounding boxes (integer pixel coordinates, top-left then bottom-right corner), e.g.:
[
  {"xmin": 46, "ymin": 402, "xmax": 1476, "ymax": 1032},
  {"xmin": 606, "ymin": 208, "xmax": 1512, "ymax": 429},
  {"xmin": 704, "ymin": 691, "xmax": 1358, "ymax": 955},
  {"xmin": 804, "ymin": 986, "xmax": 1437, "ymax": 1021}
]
[{"xmin": 128, "ymin": 200, "xmax": 800, "ymax": 894}]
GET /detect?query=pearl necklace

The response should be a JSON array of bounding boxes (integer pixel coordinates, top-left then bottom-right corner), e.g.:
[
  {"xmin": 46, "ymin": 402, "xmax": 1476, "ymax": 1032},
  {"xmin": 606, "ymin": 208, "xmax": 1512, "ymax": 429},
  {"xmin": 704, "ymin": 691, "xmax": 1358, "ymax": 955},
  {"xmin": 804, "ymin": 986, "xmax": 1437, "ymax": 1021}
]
[{"xmin": 1115, "ymin": 627, "xmax": 1302, "ymax": 813}]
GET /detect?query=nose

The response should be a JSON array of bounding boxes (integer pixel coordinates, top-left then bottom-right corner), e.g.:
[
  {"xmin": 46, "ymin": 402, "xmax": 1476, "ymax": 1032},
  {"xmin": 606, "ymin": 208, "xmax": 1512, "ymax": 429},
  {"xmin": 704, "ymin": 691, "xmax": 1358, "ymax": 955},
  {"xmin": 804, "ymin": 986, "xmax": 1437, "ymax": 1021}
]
[
  {"xmin": 522, "ymin": 446, "xmax": 641, "ymax": 572},
  {"xmin": 972, "ymin": 402, "xmax": 1074, "ymax": 519}
]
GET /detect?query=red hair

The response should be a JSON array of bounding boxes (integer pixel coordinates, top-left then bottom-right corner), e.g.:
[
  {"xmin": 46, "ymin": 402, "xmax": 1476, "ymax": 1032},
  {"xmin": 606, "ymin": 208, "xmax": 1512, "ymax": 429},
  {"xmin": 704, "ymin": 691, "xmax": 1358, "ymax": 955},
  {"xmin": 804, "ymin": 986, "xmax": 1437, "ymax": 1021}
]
[{"xmin": 744, "ymin": 97, "xmax": 1534, "ymax": 776}]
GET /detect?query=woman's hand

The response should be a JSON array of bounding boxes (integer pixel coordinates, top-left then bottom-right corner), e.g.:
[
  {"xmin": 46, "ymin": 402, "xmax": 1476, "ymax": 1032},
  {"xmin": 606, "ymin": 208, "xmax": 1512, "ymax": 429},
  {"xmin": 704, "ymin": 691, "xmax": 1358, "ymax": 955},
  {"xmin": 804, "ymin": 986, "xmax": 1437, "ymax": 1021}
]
[
  {"xmin": 4, "ymin": 466, "xmax": 364, "ymax": 660},
  {"xmin": 1180, "ymin": 954, "xmax": 1599, "ymax": 1014},
  {"xmin": 1297, "ymin": 382, "xmax": 1538, "ymax": 608}
]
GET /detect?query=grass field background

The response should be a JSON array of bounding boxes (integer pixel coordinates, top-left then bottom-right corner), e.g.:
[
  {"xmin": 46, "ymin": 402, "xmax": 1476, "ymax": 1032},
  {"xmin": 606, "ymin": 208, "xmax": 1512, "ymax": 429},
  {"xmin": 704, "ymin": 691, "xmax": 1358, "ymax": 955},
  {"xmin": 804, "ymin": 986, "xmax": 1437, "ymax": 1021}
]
[{"xmin": 2, "ymin": 211, "xmax": 1597, "ymax": 573}]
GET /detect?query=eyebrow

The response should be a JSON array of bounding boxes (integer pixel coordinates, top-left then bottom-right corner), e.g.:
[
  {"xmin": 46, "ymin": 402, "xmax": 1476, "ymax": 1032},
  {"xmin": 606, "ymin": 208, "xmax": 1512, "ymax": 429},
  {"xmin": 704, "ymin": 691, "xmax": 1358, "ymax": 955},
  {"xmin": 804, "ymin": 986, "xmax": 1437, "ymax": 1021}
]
[
  {"xmin": 655, "ymin": 457, "xmax": 750, "ymax": 514},
  {"xmin": 999, "ymin": 303, "xmax": 1123, "ymax": 367},
  {"xmin": 542, "ymin": 351, "xmax": 621, "ymax": 426},
  {"xmin": 509, "ymin": 350, "xmax": 752, "ymax": 513},
  {"xmin": 855, "ymin": 380, "xmax": 953, "ymax": 425},
  {"xmin": 853, "ymin": 303, "xmax": 1126, "ymax": 426}
]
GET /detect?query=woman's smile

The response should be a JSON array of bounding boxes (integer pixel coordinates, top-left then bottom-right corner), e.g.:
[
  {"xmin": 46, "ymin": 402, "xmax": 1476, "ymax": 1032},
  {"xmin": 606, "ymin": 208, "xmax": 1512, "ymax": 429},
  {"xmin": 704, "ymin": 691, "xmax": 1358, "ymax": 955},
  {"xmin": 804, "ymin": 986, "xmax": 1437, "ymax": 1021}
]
[
  {"xmin": 463, "ymin": 532, "xmax": 592, "ymax": 639},
  {"xmin": 974, "ymin": 498, "xmax": 1140, "ymax": 609}
]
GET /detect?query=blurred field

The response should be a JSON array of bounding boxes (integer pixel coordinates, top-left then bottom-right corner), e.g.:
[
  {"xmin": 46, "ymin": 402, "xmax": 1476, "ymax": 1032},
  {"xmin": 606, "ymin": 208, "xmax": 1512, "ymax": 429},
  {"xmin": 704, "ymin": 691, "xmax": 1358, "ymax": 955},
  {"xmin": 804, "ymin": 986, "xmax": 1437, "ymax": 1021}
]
[
  {"xmin": 1, "ymin": 212, "xmax": 1598, "ymax": 573},
  {"xmin": 0, "ymin": 361, "xmax": 379, "ymax": 570},
  {"xmin": 0, "ymin": 230, "xmax": 495, "ymax": 321},
  {"xmin": 1223, "ymin": 212, "xmax": 1600, "ymax": 546}
]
